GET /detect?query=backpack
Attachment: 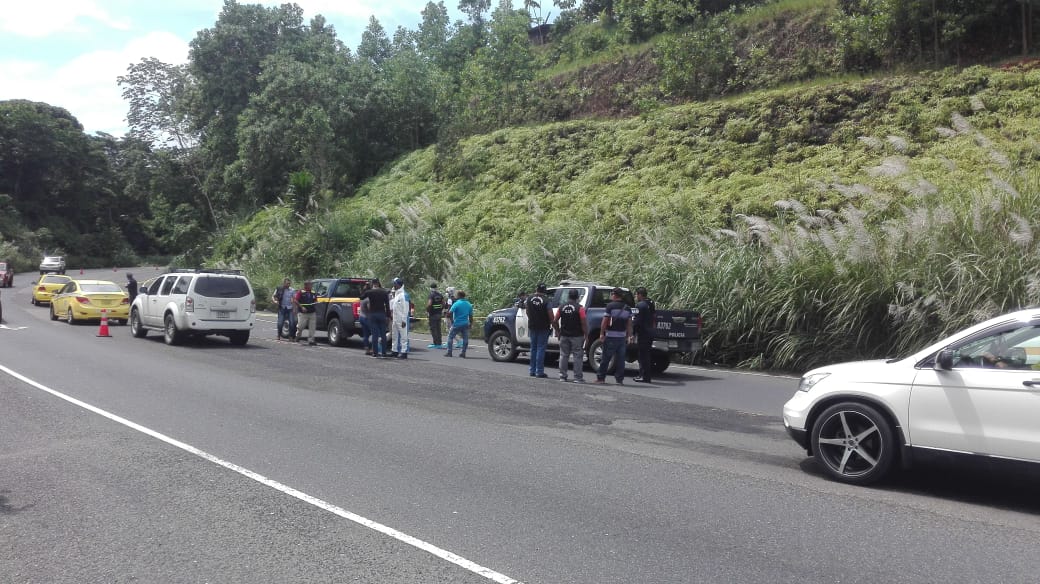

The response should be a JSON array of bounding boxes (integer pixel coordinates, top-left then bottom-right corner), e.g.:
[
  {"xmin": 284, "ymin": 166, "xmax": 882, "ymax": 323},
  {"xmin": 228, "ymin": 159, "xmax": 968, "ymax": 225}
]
[{"xmin": 430, "ymin": 290, "xmax": 444, "ymax": 311}]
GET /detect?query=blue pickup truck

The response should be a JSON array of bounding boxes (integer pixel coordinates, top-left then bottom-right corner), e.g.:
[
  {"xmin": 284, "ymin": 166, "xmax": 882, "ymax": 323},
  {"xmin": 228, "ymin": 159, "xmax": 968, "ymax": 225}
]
[{"xmin": 482, "ymin": 282, "xmax": 702, "ymax": 375}]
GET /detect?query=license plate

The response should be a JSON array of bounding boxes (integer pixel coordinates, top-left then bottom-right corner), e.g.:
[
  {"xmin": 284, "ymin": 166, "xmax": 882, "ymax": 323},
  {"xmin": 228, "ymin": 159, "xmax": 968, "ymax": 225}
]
[
  {"xmin": 668, "ymin": 340, "xmax": 678, "ymax": 348},
  {"xmin": 215, "ymin": 311, "xmax": 230, "ymax": 319}
]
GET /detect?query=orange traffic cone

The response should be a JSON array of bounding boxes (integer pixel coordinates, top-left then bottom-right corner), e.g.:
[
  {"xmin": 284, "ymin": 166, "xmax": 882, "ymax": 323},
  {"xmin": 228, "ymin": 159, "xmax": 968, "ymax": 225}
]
[{"xmin": 97, "ymin": 309, "xmax": 112, "ymax": 338}]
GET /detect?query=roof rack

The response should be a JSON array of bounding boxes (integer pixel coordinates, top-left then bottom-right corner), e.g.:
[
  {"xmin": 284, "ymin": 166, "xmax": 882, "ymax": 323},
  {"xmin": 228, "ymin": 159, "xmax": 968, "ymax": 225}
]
[
  {"xmin": 167, "ymin": 268, "xmax": 245, "ymax": 275},
  {"xmin": 558, "ymin": 280, "xmax": 617, "ymax": 288}
]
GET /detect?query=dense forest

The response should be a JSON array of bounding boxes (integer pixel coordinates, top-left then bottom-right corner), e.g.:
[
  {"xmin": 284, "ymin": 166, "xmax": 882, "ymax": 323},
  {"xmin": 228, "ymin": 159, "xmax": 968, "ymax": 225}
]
[{"xmin": 2, "ymin": 0, "xmax": 1040, "ymax": 369}]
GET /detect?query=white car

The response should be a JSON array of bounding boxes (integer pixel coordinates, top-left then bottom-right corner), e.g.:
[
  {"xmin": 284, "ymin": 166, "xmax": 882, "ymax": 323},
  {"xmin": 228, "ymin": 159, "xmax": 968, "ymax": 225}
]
[
  {"xmin": 39, "ymin": 255, "xmax": 66, "ymax": 275},
  {"xmin": 784, "ymin": 308, "xmax": 1040, "ymax": 485},
  {"xmin": 129, "ymin": 269, "xmax": 256, "ymax": 346}
]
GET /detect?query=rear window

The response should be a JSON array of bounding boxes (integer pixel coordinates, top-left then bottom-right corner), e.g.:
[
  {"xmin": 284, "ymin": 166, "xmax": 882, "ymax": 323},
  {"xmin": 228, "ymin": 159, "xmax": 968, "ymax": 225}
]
[
  {"xmin": 42, "ymin": 275, "xmax": 68, "ymax": 284},
  {"xmin": 193, "ymin": 276, "xmax": 251, "ymax": 298},
  {"xmin": 333, "ymin": 281, "xmax": 363, "ymax": 297},
  {"xmin": 81, "ymin": 283, "xmax": 123, "ymax": 293},
  {"xmin": 589, "ymin": 288, "xmax": 635, "ymax": 307},
  {"xmin": 0, "ymin": 263, "xmax": 6, "ymax": 270}
]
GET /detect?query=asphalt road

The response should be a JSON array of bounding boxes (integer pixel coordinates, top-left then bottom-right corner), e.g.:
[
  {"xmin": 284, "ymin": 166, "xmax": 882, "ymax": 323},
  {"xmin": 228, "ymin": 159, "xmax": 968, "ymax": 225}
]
[{"xmin": 2, "ymin": 269, "xmax": 1039, "ymax": 583}]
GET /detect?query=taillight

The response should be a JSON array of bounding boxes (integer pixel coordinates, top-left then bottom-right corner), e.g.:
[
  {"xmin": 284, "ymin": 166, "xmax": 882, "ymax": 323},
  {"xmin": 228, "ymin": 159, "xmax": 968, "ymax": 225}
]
[
  {"xmin": 75, "ymin": 296, "xmax": 90, "ymax": 304},
  {"xmin": 353, "ymin": 302, "xmax": 360, "ymax": 319},
  {"xmin": 185, "ymin": 296, "xmax": 194, "ymax": 312},
  {"xmin": 121, "ymin": 298, "xmax": 129, "ymax": 304},
  {"xmin": 250, "ymin": 299, "xmax": 256, "ymax": 313},
  {"xmin": 37, "ymin": 286, "xmax": 46, "ymax": 291}
]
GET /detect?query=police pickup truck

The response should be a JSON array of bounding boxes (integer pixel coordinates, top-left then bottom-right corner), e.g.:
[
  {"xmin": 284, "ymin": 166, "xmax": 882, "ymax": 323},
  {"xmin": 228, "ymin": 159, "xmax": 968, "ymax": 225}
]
[
  {"xmin": 482, "ymin": 282, "xmax": 702, "ymax": 375},
  {"xmin": 280, "ymin": 277, "xmax": 368, "ymax": 346}
]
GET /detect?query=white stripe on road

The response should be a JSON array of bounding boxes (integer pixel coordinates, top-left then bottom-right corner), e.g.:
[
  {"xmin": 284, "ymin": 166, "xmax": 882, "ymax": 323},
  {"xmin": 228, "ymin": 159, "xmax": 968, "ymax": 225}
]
[{"xmin": 0, "ymin": 364, "xmax": 522, "ymax": 584}]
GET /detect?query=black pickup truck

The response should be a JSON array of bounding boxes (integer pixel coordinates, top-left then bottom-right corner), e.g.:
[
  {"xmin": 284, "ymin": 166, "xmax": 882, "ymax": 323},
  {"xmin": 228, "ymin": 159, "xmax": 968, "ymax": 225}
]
[
  {"xmin": 482, "ymin": 282, "xmax": 702, "ymax": 375},
  {"xmin": 279, "ymin": 277, "xmax": 368, "ymax": 346}
]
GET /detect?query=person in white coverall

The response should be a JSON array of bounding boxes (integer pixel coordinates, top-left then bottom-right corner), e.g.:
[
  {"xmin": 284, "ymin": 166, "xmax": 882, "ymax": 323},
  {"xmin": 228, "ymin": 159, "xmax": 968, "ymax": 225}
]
[{"xmin": 389, "ymin": 277, "xmax": 412, "ymax": 358}]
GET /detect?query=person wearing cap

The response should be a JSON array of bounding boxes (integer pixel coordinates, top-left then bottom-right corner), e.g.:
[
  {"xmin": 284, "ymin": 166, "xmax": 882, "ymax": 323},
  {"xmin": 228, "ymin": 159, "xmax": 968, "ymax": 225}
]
[
  {"xmin": 426, "ymin": 283, "xmax": 445, "ymax": 348},
  {"xmin": 389, "ymin": 277, "xmax": 412, "ymax": 358},
  {"xmin": 595, "ymin": 287, "xmax": 633, "ymax": 385},
  {"xmin": 552, "ymin": 288, "xmax": 588, "ymax": 383},
  {"xmin": 525, "ymin": 282, "xmax": 553, "ymax": 378},
  {"xmin": 361, "ymin": 278, "xmax": 391, "ymax": 358},
  {"xmin": 294, "ymin": 280, "xmax": 319, "ymax": 346}
]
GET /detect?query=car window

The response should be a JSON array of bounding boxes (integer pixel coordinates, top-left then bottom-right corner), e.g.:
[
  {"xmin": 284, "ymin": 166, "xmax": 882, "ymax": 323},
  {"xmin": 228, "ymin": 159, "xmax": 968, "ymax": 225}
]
[
  {"xmin": 42, "ymin": 275, "xmax": 67, "ymax": 284},
  {"xmin": 312, "ymin": 280, "xmax": 330, "ymax": 296},
  {"xmin": 81, "ymin": 283, "xmax": 123, "ymax": 293},
  {"xmin": 192, "ymin": 276, "xmax": 250, "ymax": 298},
  {"xmin": 333, "ymin": 281, "xmax": 362, "ymax": 297},
  {"xmin": 59, "ymin": 283, "xmax": 74, "ymax": 294},
  {"xmin": 172, "ymin": 276, "xmax": 192, "ymax": 295},
  {"xmin": 146, "ymin": 277, "xmax": 164, "ymax": 295},
  {"xmin": 950, "ymin": 324, "xmax": 1040, "ymax": 369},
  {"xmin": 160, "ymin": 276, "xmax": 177, "ymax": 295},
  {"xmin": 0, "ymin": 263, "xmax": 6, "ymax": 271}
]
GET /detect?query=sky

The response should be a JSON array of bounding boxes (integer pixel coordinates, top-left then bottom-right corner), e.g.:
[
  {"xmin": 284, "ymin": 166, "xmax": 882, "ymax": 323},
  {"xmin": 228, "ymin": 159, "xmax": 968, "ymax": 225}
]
[{"xmin": 0, "ymin": 0, "xmax": 450, "ymax": 136}]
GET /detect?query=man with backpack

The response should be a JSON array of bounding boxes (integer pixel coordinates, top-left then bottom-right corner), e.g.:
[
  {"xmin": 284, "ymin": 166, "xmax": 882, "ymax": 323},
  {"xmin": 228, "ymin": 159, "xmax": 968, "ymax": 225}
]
[
  {"xmin": 553, "ymin": 288, "xmax": 588, "ymax": 383},
  {"xmin": 525, "ymin": 283, "xmax": 553, "ymax": 378},
  {"xmin": 427, "ymin": 283, "xmax": 445, "ymax": 349}
]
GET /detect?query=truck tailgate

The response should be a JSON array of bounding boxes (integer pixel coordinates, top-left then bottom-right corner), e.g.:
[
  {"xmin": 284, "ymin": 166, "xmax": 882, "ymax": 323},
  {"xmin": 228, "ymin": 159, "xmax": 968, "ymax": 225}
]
[{"xmin": 652, "ymin": 310, "xmax": 701, "ymax": 340}]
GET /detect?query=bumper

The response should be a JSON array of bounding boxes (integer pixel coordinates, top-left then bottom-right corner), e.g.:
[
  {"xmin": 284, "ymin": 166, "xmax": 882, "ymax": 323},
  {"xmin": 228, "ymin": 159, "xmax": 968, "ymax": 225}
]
[
  {"xmin": 785, "ymin": 425, "xmax": 810, "ymax": 451},
  {"xmin": 34, "ymin": 292, "xmax": 57, "ymax": 304},
  {"xmin": 75, "ymin": 306, "xmax": 129, "ymax": 320},
  {"xmin": 651, "ymin": 339, "xmax": 702, "ymax": 353},
  {"xmin": 782, "ymin": 391, "xmax": 813, "ymax": 451}
]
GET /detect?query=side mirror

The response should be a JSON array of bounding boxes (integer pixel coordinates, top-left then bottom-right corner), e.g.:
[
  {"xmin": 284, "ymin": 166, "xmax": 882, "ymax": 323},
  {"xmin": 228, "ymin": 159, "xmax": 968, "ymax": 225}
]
[{"xmin": 934, "ymin": 349, "xmax": 955, "ymax": 370}]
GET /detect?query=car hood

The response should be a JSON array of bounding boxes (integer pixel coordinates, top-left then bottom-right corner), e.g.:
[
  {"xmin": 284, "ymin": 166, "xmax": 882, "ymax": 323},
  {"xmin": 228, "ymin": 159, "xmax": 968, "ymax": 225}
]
[{"xmin": 803, "ymin": 358, "xmax": 920, "ymax": 387}]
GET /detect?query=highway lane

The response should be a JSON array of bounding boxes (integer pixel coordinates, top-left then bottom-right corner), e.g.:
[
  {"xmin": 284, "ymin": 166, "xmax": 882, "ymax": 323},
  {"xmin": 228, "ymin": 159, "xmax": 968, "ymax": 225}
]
[{"xmin": 3, "ymin": 269, "xmax": 1040, "ymax": 583}]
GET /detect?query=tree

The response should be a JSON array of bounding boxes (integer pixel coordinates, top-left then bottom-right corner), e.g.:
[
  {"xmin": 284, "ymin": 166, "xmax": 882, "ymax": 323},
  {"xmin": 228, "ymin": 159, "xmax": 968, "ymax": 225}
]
[{"xmin": 358, "ymin": 16, "xmax": 393, "ymax": 67}]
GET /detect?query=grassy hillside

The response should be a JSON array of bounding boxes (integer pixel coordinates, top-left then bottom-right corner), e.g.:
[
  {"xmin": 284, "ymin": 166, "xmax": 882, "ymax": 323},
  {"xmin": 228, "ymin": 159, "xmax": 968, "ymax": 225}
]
[{"xmin": 213, "ymin": 63, "xmax": 1040, "ymax": 371}]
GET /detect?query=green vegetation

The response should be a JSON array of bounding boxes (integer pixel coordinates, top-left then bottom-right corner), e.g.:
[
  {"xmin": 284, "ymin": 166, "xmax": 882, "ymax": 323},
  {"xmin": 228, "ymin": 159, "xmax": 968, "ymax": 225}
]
[{"xmin": 214, "ymin": 64, "xmax": 1040, "ymax": 371}]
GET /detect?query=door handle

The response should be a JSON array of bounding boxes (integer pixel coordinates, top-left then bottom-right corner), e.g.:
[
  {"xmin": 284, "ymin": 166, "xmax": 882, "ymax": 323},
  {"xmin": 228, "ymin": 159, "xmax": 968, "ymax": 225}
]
[{"xmin": 1023, "ymin": 380, "xmax": 1040, "ymax": 388}]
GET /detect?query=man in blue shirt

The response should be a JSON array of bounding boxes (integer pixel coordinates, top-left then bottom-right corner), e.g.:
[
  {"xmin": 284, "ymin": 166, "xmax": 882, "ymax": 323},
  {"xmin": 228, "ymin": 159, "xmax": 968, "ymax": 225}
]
[
  {"xmin": 271, "ymin": 278, "xmax": 296, "ymax": 341},
  {"xmin": 595, "ymin": 287, "xmax": 633, "ymax": 385},
  {"xmin": 444, "ymin": 290, "xmax": 474, "ymax": 358}
]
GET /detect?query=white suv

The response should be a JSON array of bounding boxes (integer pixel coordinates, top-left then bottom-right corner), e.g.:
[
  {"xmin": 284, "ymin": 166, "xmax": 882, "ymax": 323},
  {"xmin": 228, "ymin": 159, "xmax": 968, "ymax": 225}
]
[
  {"xmin": 39, "ymin": 255, "xmax": 66, "ymax": 275},
  {"xmin": 129, "ymin": 269, "xmax": 256, "ymax": 345}
]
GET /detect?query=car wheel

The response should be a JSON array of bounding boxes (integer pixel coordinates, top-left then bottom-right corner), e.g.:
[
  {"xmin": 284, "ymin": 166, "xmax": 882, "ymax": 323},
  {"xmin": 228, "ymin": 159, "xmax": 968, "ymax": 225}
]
[
  {"xmin": 30, "ymin": 296, "xmax": 36, "ymax": 305},
  {"xmin": 228, "ymin": 331, "xmax": 249, "ymax": 346},
  {"xmin": 163, "ymin": 314, "xmax": 182, "ymax": 346},
  {"xmin": 651, "ymin": 351, "xmax": 670, "ymax": 375},
  {"xmin": 587, "ymin": 339, "xmax": 618, "ymax": 374},
  {"xmin": 810, "ymin": 402, "xmax": 896, "ymax": 485},
  {"xmin": 328, "ymin": 318, "xmax": 346, "ymax": 347},
  {"xmin": 66, "ymin": 308, "xmax": 75, "ymax": 325},
  {"xmin": 130, "ymin": 309, "xmax": 147, "ymax": 338},
  {"xmin": 488, "ymin": 329, "xmax": 518, "ymax": 362},
  {"xmin": 49, "ymin": 304, "xmax": 58, "ymax": 321}
]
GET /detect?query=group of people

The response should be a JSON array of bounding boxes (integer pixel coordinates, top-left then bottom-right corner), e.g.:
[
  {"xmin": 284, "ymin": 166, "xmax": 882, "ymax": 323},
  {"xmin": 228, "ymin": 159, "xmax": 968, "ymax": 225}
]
[
  {"xmin": 271, "ymin": 278, "xmax": 321, "ymax": 346},
  {"xmin": 521, "ymin": 284, "xmax": 657, "ymax": 385}
]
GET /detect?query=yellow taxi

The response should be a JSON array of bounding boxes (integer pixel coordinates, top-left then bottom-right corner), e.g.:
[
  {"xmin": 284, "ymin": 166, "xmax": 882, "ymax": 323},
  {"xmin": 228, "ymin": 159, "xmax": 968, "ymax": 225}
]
[
  {"xmin": 49, "ymin": 279, "xmax": 130, "ymax": 324},
  {"xmin": 31, "ymin": 274, "xmax": 73, "ymax": 306}
]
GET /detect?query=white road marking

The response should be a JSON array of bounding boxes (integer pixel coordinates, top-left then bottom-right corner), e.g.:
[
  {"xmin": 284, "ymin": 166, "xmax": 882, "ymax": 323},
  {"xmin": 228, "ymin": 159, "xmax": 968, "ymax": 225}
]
[
  {"xmin": 0, "ymin": 324, "xmax": 28, "ymax": 331},
  {"xmin": 0, "ymin": 364, "xmax": 523, "ymax": 584}
]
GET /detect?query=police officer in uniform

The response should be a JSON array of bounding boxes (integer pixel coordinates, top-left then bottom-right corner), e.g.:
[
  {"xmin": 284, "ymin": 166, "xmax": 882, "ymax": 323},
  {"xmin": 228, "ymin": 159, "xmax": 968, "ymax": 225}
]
[{"xmin": 633, "ymin": 286, "xmax": 656, "ymax": 383}]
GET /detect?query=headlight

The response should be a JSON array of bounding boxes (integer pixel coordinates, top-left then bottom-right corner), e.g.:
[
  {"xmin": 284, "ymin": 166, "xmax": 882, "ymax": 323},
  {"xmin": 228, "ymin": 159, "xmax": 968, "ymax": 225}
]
[{"xmin": 798, "ymin": 372, "xmax": 830, "ymax": 392}]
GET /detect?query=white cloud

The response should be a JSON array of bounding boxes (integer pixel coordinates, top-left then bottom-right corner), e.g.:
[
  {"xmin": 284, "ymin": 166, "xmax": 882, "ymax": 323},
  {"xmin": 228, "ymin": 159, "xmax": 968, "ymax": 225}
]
[
  {"xmin": 0, "ymin": 0, "xmax": 131, "ymax": 38},
  {"xmin": 0, "ymin": 31, "xmax": 189, "ymax": 135}
]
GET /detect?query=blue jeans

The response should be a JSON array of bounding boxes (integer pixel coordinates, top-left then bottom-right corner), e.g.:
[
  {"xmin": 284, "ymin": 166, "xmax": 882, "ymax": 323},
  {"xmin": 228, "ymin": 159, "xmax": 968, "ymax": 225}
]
[
  {"xmin": 446, "ymin": 324, "xmax": 470, "ymax": 356},
  {"xmin": 359, "ymin": 316, "xmax": 370, "ymax": 349},
  {"xmin": 277, "ymin": 307, "xmax": 296, "ymax": 338},
  {"xmin": 368, "ymin": 313, "xmax": 388, "ymax": 355},
  {"xmin": 529, "ymin": 329, "xmax": 551, "ymax": 375},
  {"xmin": 598, "ymin": 336, "xmax": 628, "ymax": 382}
]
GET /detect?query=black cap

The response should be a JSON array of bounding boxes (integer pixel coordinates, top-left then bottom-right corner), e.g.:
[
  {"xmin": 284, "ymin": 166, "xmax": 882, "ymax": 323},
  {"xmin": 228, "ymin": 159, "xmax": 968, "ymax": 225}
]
[
  {"xmin": 536, "ymin": 283, "xmax": 547, "ymax": 292},
  {"xmin": 611, "ymin": 287, "xmax": 624, "ymax": 296},
  {"xmin": 430, "ymin": 283, "xmax": 438, "ymax": 288},
  {"xmin": 568, "ymin": 289, "xmax": 579, "ymax": 299}
]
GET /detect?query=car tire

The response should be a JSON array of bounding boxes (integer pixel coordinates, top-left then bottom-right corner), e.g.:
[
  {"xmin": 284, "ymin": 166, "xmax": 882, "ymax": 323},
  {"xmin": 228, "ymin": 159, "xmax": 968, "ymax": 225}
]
[
  {"xmin": 130, "ymin": 309, "xmax": 147, "ymax": 338},
  {"xmin": 66, "ymin": 308, "xmax": 75, "ymax": 325},
  {"xmin": 488, "ymin": 329, "xmax": 518, "ymax": 362},
  {"xmin": 587, "ymin": 338, "xmax": 618, "ymax": 374},
  {"xmin": 810, "ymin": 401, "xmax": 896, "ymax": 485},
  {"xmin": 651, "ymin": 351, "xmax": 670, "ymax": 374},
  {"xmin": 49, "ymin": 304, "xmax": 58, "ymax": 321},
  {"xmin": 163, "ymin": 314, "xmax": 182, "ymax": 346},
  {"xmin": 228, "ymin": 331, "xmax": 249, "ymax": 346},
  {"xmin": 327, "ymin": 318, "xmax": 346, "ymax": 347},
  {"xmin": 31, "ymin": 296, "xmax": 36, "ymax": 305}
]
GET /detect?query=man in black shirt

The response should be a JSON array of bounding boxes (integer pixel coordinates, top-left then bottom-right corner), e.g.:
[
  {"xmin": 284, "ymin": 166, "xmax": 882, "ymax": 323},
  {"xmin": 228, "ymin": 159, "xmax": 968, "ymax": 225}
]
[
  {"xmin": 552, "ymin": 289, "xmax": 588, "ymax": 382},
  {"xmin": 361, "ymin": 279, "xmax": 391, "ymax": 358},
  {"xmin": 525, "ymin": 283, "xmax": 553, "ymax": 378},
  {"xmin": 632, "ymin": 286, "xmax": 656, "ymax": 383}
]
